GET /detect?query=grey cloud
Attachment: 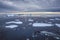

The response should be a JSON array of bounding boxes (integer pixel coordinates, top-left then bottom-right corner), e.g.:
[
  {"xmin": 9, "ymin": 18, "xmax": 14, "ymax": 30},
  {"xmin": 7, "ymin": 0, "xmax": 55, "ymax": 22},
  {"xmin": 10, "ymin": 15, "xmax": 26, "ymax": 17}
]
[{"xmin": 0, "ymin": 0, "xmax": 60, "ymax": 12}]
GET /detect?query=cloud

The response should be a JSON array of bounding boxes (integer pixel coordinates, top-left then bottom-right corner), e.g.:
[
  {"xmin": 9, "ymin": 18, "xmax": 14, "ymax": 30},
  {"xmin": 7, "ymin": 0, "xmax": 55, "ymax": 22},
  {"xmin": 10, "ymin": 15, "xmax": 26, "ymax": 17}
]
[{"xmin": 0, "ymin": 0, "xmax": 60, "ymax": 12}]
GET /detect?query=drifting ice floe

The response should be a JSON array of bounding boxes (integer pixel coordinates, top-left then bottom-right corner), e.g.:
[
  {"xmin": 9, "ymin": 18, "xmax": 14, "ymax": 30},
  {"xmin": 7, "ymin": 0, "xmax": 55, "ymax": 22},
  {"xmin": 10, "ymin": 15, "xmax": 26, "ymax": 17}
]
[
  {"xmin": 41, "ymin": 31, "xmax": 60, "ymax": 39},
  {"xmin": 55, "ymin": 24, "xmax": 60, "ymax": 27},
  {"xmin": 28, "ymin": 19, "xmax": 34, "ymax": 22},
  {"xmin": 49, "ymin": 19, "xmax": 54, "ymax": 20},
  {"xmin": 7, "ymin": 14, "xmax": 15, "ymax": 17},
  {"xmin": 55, "ymin": 18, "xmax": 60, "ymax": 20},
  {"xmin": 41, "ymin": 31, "xmax": 56, "ymax": 36},
  {"xmin": 6, "ymin": 21, "xmax": 23, "ymax": 24},
  {"xmin": 55, "ymin": 37, "xmax": 60, "ymax": 39},
  {"xmin": 5, "ymin": 25, "xmax": 18, "ymax": 28},
  {"xmin": 33, "ymin": 23, "xmax": 53, "ymax": 27}
]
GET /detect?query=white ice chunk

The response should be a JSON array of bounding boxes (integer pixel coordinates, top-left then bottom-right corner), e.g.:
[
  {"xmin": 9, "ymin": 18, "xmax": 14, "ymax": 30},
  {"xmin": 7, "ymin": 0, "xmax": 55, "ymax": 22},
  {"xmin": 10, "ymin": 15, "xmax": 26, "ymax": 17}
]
[
  {"xmin": 41, "ymin": 31, "xmax": 54, "ymax": 34},
  {"xmin": 55, "ymin": 18, "xmax": 60, "ymax": 20},
  {"xmin": 26, "ymin": 38, "xmax": 30, "ymax": 40},
  {"xmin": 29, "ymin": 23, "xmax": 32, "ymax": 25},
  {"xmin": 55, "ymin": 24, "xmax": 60, "ymax": 27},
  {"xmin": 33, "ymin": 23, "xmax": 52, "ymax": 27},
  {"xmin": 55, "ymin": 37, "xmax": 60, "ymax": 39},
  {"xmin": 7, "ymin": 14, "xmax": 15, "ymax": 17},
  {"xmin": 48, "ymin": 22, "xmax": 52, "ymax": 24},
  {"xmin": 41, "ymin": 31, "xmax": 56, "ymax": 36},
  {"xmin": 6, "ymin": 21, "xmax": 23, "ymax": 24},
  {"xmin": 5, "ymin": 25, "xmax": 18, "ymax": 28},
  {"xmin": 28, "ymin": 19, "xmax": 34, "ymax": 22},
  {"xmin": 49, "ymin": 19, "xmax": 54, "ymax": 20}
]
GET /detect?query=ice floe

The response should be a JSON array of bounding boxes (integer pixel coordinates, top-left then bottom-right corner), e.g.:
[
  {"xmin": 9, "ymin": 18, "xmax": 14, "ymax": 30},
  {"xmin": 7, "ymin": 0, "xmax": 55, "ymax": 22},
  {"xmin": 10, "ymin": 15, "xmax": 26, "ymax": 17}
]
[
  {"xmin": 55, "ymin": 18, "xmax": 60, "ymax": 20},
  {"xmin": 28, "ymin": 19, "xmax": 34, "ymax": 22},
  {"xmin": 55, "ymin": 24, "xmax": 60, "ymax": 27},
  {"xmin": 5, "ymin": 25, "xmax": 18, "ymax": 28},
  {"xmin": 6, "ymin": 21, "xmax": 23, "ymax": 24},
  {"xmin": 33, "ymin": 23, "xmax": 53, "ymax": 27}
]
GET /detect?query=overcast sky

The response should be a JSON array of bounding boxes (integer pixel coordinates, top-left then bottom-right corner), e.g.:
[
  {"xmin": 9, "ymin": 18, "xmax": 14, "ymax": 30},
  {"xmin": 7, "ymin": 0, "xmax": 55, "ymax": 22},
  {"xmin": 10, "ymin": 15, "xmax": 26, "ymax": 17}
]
[{"xmin": 0, "ymin": 0, "xmax": 60, "ymax": 12}]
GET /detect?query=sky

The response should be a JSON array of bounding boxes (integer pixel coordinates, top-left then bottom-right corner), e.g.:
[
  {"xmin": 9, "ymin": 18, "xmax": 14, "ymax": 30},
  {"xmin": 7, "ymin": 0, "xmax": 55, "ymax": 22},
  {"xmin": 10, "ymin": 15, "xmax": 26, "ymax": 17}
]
[{"xmin": 0, "ymin": 0, "xmax": 60, "ymax": 12}]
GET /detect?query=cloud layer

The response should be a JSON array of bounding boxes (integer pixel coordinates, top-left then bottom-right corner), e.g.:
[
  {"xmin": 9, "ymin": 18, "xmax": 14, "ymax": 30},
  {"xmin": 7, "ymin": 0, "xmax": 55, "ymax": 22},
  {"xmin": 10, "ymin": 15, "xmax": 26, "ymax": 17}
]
[{"xmin": 0, "ymin": 0, "xmax": 60, "ymax": 12}]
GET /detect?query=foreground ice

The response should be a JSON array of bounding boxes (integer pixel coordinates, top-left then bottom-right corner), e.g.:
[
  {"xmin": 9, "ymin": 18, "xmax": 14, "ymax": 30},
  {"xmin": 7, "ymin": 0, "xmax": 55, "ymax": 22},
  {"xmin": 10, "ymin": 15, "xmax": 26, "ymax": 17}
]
[
  {"xmin": 41, "ymin": 31, "xmax": 56, "ymax": 36},
  {"xmin": 41, "ymin": 31, "xmax": 60, "ymax": 39}
]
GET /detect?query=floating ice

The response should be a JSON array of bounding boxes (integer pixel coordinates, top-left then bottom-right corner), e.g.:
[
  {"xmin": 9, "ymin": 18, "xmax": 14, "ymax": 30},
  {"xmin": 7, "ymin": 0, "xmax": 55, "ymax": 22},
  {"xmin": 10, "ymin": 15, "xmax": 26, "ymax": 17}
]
[
  {"xmin": 28, "ymin": 19, "xmax": 34, "ymax": 22},
  {"xmin": 55, "ymin": 18, "xmax": 60, "ymax": 20},
  {"xmin": 26, "ymin": 38, "xmax": 30, "ymax": 40},
  {"xmin": 22, "ymin": 27, "xmax": 26, "ymax": 29},
  {"xmin": 7, "ymin": 14, "xmax": 15, "ymax": 17},
  {"xmin": 6, "ymin": 21, "xmax": 23, "ymax": 24},
  {"xmin": 29, "ymin": 23, "xmax": 32, "ymax": 25},
  {"xmin": 41, "ymin": 31, "xmax": 60, "ymax": 39},
  {"xmin": 49, "ymin": 19, "xmax": 54, "ymax": 20},
  {"xmin": 55, "ymin": 37, "xmax": 60, "ymax": 39},
  {"xmin": 48, "ymin": 22, "xmax": 52, "ymax": 24},
  {"xmin": 41, "ymin": 31, "xmax": 56, "ymax": 36},
  {"xmin": 33, "ymin": 23, "xmax": 52, "ymax": 27},
  {"xmin": 41, "ymin": 31, "xmax": 54, "ymax": 34},
  {"xmin": 5, "ymin": 25, "xmax": 18, "ymax": 28},
  {"xmin": 55, "ymin": 24, "xmax": 60, "ymax": 27}
]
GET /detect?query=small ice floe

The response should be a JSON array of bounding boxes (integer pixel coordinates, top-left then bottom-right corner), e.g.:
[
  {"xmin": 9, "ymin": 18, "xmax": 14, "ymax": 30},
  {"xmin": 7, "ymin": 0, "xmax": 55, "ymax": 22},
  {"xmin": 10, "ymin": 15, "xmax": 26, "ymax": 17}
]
[
  {"xmin": 32, "ymin": 35, "xmax": 35, "ymax": 37},
  {"xmin": 26, "ymin": 38, "xmax": 30, "ymax": 40},
  {"xmin": 49, "ymin": 19, "xmax": 54, "ymax": 20},
  {"xmin": 28, "ymin": 19, "xmax": 34, "ymax": 22},
  {"xmin": 41, "ymin": 31, "xmax": 56, "ymax": 36},
  {"xmin": 29, "ymin": 23, "xmax": 32, "ymax": 25},
  {"xmin": 33, "ymin": 23, "xmax": 52, "ymax": 27},
  {"xmin": 6, "ymin": 21, "xmax": 23, "ymax": 24},
  {"xmin": 32, "ymin": 34, "xmax": 37, "ymax": 37},
  {"xmin": 15, "ymin": 19, "xmax": 20, "ymax": 22},
  {"xmin": 22, "ymin": 27, "xmax": 26, "ymax": 29},
  {"xmin": 41, "ymin": 31, "xmax": 60, "ymax": 39},
  {"xmin": 55, "ymin": 24, "xmax": 60, "ymax": 27},
  {"xmin": 41, "ymin": 31, "xmax": 55, "ymax": 35},
  {"xmin": 48, "ymin": 22, "xmax": 52, "ymax": 24},
  {"xmin": 55, "ymin": 18, "xmax": 60, "ymax": 20},
  {"xmin": 7, "ymin": 14, "xmax": 15, "ymax": 17},
  {"xmin": 5, "ymin": 25, "xmax": 18, "ymax": 28},
  {"xmin": 55, "ymin": 37, "xmax": 60, "ymax": 39}
]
